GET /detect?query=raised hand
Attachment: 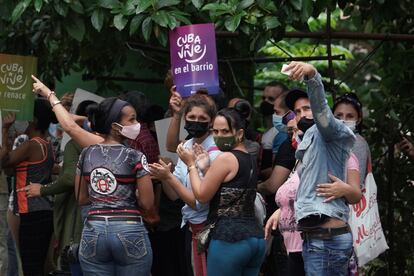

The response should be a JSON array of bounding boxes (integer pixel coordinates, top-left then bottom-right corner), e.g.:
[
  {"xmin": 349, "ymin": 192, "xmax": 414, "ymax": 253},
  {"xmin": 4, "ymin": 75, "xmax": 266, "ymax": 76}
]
[
  {"xmin": 284, "ymin": 62, "xmax": 317, "ymax": 81},
  {"xmin": 169, "ymin": 85, "xmax": 184, "ymax": 115},
  {"xmin": 31, "ymin": 75, "xmax": 52, "ymax": 98}
]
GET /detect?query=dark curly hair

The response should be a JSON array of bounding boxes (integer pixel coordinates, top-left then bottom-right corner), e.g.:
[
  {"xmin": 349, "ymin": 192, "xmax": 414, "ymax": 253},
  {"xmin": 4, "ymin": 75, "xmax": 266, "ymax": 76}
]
[{"xmin": 33, "ymin": 98, "xmax": 58, "ymax": 133}]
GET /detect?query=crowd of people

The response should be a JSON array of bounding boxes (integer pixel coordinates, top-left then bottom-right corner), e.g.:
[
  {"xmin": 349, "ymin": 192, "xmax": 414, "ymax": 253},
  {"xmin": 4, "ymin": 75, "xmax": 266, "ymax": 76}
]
[{"xmin": 0, "ymin": 62, "xmax": 413, "ymax": 276}]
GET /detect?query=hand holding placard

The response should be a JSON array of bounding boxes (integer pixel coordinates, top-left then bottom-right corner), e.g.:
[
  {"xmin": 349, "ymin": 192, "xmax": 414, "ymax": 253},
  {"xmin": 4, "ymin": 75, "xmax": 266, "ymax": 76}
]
[{"xmin": 169, "ymin": 86, "xmax": 184, "ymax": 115}]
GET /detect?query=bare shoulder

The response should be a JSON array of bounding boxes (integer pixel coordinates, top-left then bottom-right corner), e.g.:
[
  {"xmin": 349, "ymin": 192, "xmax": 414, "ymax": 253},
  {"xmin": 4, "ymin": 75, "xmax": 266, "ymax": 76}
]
[
  {"xmin": 22, "ymin": 139, "xmax": 37, "ymax": 150},
  {"xmin": 211, "ymin": 151, "xmax": 238, "ymax": 167},
  {"xmin": 215, "ymin": 151, "xmax": 236, "ymax": 161}
]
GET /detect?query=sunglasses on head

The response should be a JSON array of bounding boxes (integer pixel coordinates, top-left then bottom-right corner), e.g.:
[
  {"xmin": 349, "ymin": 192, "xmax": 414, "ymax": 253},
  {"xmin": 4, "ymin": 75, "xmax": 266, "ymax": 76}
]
[
  {"xmin": 282, "ymin": 110, "xmax": 296, "ymax": 125},
  {"xmin": 335, "ymin": 93, "xmax": 362, "ymax": 108}
]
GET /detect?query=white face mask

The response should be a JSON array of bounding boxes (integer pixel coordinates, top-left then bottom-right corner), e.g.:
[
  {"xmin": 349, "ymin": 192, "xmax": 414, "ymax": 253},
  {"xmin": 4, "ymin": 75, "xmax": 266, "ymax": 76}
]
[
  {"xmin": 115, "ymin": 122, "xmax": 141, "ymax": 140},
  {"xmin": 342, "ymin": 120, "xmax": 357, "ymax": 132},
  {"xmin": 13, "ymin": 121, "xmax": 29, "ymax": 135}
]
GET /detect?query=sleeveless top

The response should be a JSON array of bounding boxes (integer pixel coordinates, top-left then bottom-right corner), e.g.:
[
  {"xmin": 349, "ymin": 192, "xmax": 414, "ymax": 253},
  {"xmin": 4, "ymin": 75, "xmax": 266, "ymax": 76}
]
[
  {"xmin": 15, "ymin": 137, "xmax": 54, "ymax": 214},
  {"xmin": 209, "ymin": 150, "xmax": 264, "ymax": 242},
  {"xmin": 77, "ymin": 144, "xmax": 149, "ymax": 212}
]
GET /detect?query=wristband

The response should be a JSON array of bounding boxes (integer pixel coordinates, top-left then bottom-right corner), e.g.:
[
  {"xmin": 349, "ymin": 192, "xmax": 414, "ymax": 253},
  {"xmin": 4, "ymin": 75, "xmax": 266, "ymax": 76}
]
[
  {"xmin": 51, "ymin": 100, "xmax": 62, "ymax": 108},
  {"xmin": 47, "ymin": 91, "xmax": 55, "ymax": 101}
]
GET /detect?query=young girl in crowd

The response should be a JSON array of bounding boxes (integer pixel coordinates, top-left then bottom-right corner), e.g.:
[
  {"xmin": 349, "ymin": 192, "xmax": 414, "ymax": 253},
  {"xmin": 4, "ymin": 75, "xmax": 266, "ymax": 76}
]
[
  {"xmin": 1, "ymin": 99, "xmax": 57, "ymax": 276},
  {"xmin": 149, "ymin": 93, "xmax": 219, "ymax": 276},
  {"xmin": 75, "ymin": 98, "xmax": 154, "ymax": 275},
  {"xmin": 177, "ymin": 107, "xmax": 265, "ymax": 276}
]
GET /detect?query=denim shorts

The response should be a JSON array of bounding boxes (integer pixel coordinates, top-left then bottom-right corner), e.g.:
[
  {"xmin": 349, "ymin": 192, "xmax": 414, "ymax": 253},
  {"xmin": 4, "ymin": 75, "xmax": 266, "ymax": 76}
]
[{"xmin": 79, "ymin": 218, "xmax": 152, "ymax": 276}]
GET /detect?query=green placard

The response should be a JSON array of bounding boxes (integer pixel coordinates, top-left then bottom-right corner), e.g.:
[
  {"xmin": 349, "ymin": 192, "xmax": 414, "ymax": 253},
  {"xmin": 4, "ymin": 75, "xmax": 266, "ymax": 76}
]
[{"xmin": 0, "ymin": 53, "xmax": 37, "ymax": 121}]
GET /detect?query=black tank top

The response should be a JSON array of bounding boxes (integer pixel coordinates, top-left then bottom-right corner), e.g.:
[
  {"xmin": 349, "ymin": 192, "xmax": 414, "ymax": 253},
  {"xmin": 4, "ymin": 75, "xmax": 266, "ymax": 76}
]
[
  {"xmin": 209, "ymin": 150, "xmax": 264, "ymax": 242},
  {"xmin": 15, "ymin": 137, "xmax": 54, "ymax": 213}
]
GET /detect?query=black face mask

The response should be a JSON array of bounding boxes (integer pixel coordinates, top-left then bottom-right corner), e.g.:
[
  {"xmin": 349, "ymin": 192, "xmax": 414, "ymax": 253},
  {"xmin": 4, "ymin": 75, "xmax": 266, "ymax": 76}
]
[
  {"xmin": 297, "ymin": 117, "xmax": 315, "ymax": 133},
  {"xmin": 260, "ymin": 101, "xmax": 274, "ymax": 116},
  {"xmin": 184, "ymin": 120, "xmax": 210, "ymax": 139}
]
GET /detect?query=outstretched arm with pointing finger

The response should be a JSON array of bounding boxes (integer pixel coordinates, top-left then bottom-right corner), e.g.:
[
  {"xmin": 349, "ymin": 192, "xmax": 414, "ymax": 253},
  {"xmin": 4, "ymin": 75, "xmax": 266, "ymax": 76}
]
[{"xmin": 31, "ymin": 75, "xmax": 103, "ymax": 148}]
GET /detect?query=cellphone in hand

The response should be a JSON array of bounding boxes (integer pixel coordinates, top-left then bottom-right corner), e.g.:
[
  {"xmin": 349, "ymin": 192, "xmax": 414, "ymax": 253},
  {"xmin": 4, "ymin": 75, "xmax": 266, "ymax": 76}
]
[{"xmin": 282, "ymin": 110, "xmax": 296, "ymax": 125}]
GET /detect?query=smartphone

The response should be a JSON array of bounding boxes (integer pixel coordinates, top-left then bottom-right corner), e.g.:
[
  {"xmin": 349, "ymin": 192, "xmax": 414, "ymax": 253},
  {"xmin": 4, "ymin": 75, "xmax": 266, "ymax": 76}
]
[{"xmin": 282, "ymin": 110, "xmax": 296, "ymax": 125}]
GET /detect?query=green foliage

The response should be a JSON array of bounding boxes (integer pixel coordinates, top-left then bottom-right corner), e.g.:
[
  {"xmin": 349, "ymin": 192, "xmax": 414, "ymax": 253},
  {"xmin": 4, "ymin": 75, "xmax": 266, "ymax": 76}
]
[
  {"xmin": 1, "ymin": 2, "xmax": 414, "ymax": 274},
  {"xmin": 359, "ymin": 47, "xmax": 414, "ymax": 275},
  {"xmin": 255, "ymin": 37, "xmax": 354, "ymax": 91},
  {"xmin": 0, "ymin": 0, "xmax": 321, "ymax": 83}
]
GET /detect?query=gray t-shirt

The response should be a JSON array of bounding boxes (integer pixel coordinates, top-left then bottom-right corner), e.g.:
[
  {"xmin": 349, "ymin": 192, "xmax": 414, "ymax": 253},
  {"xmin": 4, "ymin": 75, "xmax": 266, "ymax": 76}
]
[{"xmin": 77, "ymin": 144, "xmax": 149, "ymax": 211}]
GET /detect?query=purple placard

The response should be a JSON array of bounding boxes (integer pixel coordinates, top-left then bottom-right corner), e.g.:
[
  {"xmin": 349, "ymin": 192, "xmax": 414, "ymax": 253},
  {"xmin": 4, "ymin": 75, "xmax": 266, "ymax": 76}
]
[{"xmin": 169, "ymin": 23, "xmax": 219, "ymax": 97}]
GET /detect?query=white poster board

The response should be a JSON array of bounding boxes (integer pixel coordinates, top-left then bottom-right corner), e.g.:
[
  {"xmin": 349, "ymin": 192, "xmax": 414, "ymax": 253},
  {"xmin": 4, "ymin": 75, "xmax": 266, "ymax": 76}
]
[
  {"xmin": 154, "ymin": 117, "xmax": 188, "ymax": 164},
  {"xmin": 61, "ymin": 88, "xmax": 104, "ymax": 150},
  {"xmin": 69, "ymin": 88, "xmax": 104, "ymax": 114}
]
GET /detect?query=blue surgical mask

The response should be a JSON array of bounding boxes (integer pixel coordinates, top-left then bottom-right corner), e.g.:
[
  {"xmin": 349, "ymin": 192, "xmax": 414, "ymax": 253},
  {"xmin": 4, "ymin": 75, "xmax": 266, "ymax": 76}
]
[{"xmin": 272, "ymin": 114, "xmax": 286, "ymax": 132}]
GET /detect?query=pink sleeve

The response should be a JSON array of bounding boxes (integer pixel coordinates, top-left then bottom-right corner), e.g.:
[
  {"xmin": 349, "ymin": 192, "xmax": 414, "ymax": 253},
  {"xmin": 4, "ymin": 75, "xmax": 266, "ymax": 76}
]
[{"xmin": 346, "ymin": 153, "xmax": 359, "ymax": 171}]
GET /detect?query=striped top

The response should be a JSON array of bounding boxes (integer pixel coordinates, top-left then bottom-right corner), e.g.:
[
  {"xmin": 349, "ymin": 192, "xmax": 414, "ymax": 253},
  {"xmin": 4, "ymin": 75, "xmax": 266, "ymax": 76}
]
[{"xmin": 15, "ymin": 137, "xmax": 54, "ymax": 213}]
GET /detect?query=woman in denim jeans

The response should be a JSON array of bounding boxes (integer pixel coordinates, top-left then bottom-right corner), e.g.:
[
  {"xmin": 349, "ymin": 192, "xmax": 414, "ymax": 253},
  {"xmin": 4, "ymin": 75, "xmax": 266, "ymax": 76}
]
[
  {"xmin": 282, "ymin": 62, "xmax": 362, "ymax": 276},
  {"xmin": 75, "ymin": 98, "xmax": 154, "ymax": 276}
]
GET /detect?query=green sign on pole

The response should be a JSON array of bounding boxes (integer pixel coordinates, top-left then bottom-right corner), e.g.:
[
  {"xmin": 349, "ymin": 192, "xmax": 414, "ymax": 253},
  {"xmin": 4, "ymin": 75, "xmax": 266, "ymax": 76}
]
[{"xmin": 0, "ymin": 53, "xmax": 37, "ymax": 121}]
